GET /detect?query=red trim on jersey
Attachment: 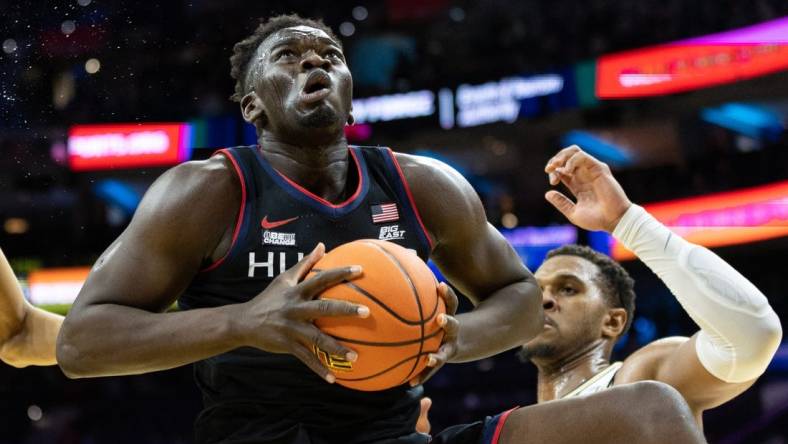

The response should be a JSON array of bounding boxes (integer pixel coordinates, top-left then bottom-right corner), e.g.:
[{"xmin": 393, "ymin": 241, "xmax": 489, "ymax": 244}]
[
  {"xmin": 201, "ymin": 149, "xmax": 247, "ymax": 273},
  {"xmin": 491, "ymin": 407, "xmax": 518, "ymax": 444},
  {"xmin": 386, "ymin": 148, "xmax": 435, "ymax": 250},
  {"xmin": 273, "ymin": 148, "xmax": 364, "ymax": 209}
]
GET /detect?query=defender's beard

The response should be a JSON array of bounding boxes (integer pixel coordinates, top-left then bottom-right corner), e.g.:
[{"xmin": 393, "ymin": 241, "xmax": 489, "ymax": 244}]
[{"xmin": 517, "ymin": 343, "xmax": 559, "ymax": 362}]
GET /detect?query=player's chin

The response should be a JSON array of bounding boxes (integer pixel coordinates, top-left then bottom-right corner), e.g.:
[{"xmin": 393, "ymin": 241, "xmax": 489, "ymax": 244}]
[
  {"xmin": 294, "ymin": 101, "xmax": 343, "ymax": 127},
  {"xmin": 523, "ymin": 332, "xmax": 553, "ymax": 351}
]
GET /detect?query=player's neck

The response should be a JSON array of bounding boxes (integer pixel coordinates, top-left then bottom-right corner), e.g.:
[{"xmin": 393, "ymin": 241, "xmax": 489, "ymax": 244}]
[
  {"xmin": 534, "ymin": 339, "xmax": 611, "ymax": 402},
  {"xmin": 258, "ymin": 132, "xmax": 355, "ymax": 204}
]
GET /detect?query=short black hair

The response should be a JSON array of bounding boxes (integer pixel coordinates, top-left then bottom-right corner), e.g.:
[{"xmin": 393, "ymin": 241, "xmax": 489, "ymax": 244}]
[
  {"xmin": 229, "ymin": 14, "xmax": 342, "ymax": 102},
  {"xmin": 546, "ymin": 244, "xmax": 636, "ymax": 337}
]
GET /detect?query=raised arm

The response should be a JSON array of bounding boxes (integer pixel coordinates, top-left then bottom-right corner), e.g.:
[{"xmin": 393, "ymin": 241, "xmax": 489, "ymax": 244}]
[
  {"xmin": 57, "ymin": 156, "xmax": 366, "ymax": 381},
  {"xmin": 0, "ymin": 248, "xmax": 63, "ymax": 367},
  {"xmin": 397, "ymin": 153, "xmax": 543, "ymax": 366},
  {"xmin": 544, "ymin": 145, "xmax": 782, "ymax": 411}
]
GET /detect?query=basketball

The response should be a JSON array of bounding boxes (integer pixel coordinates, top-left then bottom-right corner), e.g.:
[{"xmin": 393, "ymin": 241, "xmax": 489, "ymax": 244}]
[{"xmin": 308, "ymin": 239, "xmax": 445, "ymax": 391}]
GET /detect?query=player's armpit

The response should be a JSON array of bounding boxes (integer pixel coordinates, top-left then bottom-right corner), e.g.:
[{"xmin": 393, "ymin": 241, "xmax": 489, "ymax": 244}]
[
  {"xmin": 394, "ymin": 153, "xmax": 543, "ymax": 362},
  {"xmin": 617, "ymin": 335, "xmax": 755, "ymax": 413}
]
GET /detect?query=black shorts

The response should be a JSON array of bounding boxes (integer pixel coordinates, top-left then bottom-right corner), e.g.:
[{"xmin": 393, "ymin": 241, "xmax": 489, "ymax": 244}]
[
  {"xmin": 432, "ymin": 408, "xmax": 517, "ymax": 444},
  {"xmin": 195, "ymin": 407, "xmax": 517, "ymax": 444}
]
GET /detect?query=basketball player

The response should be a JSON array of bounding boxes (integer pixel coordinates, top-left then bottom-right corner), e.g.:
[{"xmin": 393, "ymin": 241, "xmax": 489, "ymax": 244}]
[
  {"xmin": 57, "ymin": 16, "xmax": 705, "ymax": 444},
  {"xmin": 0, "ymin": 248, "xmax": 63, "ymax": 367},
  {"xmin": 512, "ymin": 146, "xmax": 781, "ymax": 427}
]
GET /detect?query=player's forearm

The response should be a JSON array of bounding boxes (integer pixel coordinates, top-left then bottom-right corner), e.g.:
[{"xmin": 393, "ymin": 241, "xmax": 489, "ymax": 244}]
[
  {"xmin": 613, "ymin": 204, "xmax": 782, "ymax": 383},
  {"xmin": 0, "ymin": 306, "xmax": 62, "ymax": 367},
  {"xmin": 452, "ymin": 279, "xmax": 542, "ymax": 362},
  {"xmin": 57, "ymin": 303, "xmax": 244, "ymax": 378},
  {"xmin": 0, "ymin": 249, "xmax": 26, "ymax": 344}
]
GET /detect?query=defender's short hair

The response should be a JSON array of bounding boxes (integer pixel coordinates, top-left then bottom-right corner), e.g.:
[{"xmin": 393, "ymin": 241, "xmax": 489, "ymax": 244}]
[{"xmin": 546, "ymin": 244, "xmax": 636, "ymax": 337}]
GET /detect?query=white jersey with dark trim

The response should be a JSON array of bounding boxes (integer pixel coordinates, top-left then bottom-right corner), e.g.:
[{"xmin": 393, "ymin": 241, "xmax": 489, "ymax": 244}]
[{"xmin": 562, "ymin": 362, "xmax": 623, "ymax": 399}]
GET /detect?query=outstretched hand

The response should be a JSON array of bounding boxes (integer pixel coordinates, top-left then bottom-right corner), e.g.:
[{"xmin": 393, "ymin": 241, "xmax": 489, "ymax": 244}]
[{"xmin": 544, "ymin": 145, "xmax": 632, "ymax": 233}]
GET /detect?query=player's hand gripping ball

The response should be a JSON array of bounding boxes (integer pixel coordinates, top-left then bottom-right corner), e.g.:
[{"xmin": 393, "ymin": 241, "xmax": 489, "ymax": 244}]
[{"xmin": 308, "ymin": 239, "xmax": 445, "ymax": 391}]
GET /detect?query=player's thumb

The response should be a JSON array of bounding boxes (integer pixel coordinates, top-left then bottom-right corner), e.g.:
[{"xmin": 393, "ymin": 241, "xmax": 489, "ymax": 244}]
[{"xmin": 545, "ymin": 190, "xmax": 575, "ymax": 219}]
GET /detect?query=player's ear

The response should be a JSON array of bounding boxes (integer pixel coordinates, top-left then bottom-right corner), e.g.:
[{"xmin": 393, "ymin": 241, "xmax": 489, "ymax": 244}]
[
  {"xmin": 241, "ymin": 91, "xmax": 268, "ymax": 129},
  {"xmin": 346, "ymin": 107, "xmax": 355, "ymax": 126},
  {"xmin": 601, "ymin": 307, "xmax": 627, "ymax": 339}
]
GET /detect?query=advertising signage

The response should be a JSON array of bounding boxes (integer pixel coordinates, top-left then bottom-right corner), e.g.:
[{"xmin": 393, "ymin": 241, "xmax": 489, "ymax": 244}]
[
  {"xmin": 596, "ymin": 17, "xmax": 788, "ymax": 98},
  {"xmin": 68, "ymin": 123, "xmax": 192, "ymax": 171},
  {"xmin": 612, "ymin": 180, "xmax": 788, "ymax": 260}
]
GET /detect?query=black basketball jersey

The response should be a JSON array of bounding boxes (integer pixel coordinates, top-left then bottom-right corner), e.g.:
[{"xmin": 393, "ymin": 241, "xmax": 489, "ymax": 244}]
[{"xmin": 178, "ymin": 145, "xmax": 434, "ymax": 444}]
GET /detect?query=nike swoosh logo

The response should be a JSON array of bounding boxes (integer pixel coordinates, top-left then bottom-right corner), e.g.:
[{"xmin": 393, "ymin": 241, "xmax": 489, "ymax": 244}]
[{"xmin": 261, "ymin": 215, "xmax": 300, "ymax": 230}]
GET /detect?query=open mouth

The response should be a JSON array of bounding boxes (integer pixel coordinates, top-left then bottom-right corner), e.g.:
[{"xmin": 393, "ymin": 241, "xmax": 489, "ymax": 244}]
[{"xmin": 300, "ymin": 71, "xmax": 332, "ymax": 103}]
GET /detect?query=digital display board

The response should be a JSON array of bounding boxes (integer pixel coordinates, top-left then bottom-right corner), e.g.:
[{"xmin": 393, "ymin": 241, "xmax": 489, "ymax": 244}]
[
  {"xmin": 27, "ymin": 267, "xmax": 91, "ymax": 308},
  {"xmin": 68, "ymin": 123, "xmax": 192, "ymax": 171}
]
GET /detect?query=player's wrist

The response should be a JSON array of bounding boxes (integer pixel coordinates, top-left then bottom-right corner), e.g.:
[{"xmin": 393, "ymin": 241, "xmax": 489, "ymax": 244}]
[
  {"xmin": 219, "ymin": 303, "xmax": 253, "ymax": 348},
  {"xmin": 605, "ymin": 202, "xmax": 634, "ymax": 233}
]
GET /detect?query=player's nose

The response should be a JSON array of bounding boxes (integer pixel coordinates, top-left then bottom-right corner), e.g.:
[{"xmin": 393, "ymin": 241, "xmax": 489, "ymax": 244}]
[
  {"xmin": 301, "ymin": 51, "xmax": 331, "ymax": 71},
  {"xmin": 542, "ymin": 291, "xmax": 557, "ymax": 312}
]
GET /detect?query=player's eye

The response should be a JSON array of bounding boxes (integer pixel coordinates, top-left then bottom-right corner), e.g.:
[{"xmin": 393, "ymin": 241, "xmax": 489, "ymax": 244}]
[
  {"xmin": 560, "ymin": 286, "xmax": 577, "ymax": 296},
  {"xmin": 275, "ymin": 49, "xmax": 296, "ymax": 60},
  {"xmin": 324, "ymin": 49, "xmax": 343, "ymax": 60}
]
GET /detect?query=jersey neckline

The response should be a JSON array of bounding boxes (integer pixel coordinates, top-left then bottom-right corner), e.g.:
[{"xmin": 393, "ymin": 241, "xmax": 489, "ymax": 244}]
[{"xmin": 252, "ymin": 145, "xmax": 370, "ymax": 218}]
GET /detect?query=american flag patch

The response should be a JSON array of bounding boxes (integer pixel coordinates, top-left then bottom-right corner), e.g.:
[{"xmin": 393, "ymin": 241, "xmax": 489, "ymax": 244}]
[{"xmin": 371, "ymin": 203, "xmax": 399, "ymax": 223}]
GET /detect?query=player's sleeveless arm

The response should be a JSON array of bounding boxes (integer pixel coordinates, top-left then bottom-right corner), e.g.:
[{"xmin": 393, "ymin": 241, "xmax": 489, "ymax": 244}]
[{"xmin": 613, "ymin": 205, "xmax": 782, "ymax": 383}]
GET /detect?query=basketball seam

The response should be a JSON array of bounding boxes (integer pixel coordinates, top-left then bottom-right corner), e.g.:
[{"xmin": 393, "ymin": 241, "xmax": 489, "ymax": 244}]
[
  {"xmin": 311, "ymin": 268, "xmax": 428, "ymax": 325},
  {"xmin": 356, "ymin": 242, "xmax": 441, "ymax": 321},
  {"xmin": 359, "ymin": 241, "xmax": 426, "ymax": 384},
  {"xmin": 341, "ymin": 281, "xmax": 428, "ymax": 326},
  {"xmin": 334, "ymin": 350, "xmax": 440, "ymax": 382},
  {"xmin": 329, "ymin": 328, "xmax": 443, "ymax": 347}
]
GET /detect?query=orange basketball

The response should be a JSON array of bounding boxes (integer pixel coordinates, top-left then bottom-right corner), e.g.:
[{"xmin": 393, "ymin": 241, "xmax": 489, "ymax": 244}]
[{"xmin": 308, "ymin": 239, "xmax": 445, "ymax": 391}]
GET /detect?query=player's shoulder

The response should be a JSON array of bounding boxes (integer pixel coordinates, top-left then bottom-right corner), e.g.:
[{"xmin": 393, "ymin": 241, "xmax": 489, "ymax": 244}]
[
  {"xmin": 617, "ymin": 336, "xmax": 690, "ymax": 382},
  {"xmin": 164, "ymin": 155, "xmax": 236, "ymax": 187},
  {"xmin": 135, "ymin": 155, "xmax": 240, "ymax": 224},
  {"xmin": 392, "ymin": 151, "xmax": 462, "ymax": 183},
  {"xmin": 154, "ymin": 155, "xmax": 237, "ymax": 199},
  {"xmin": 391, "ymin": 151, "xmax": 475, "ymax": 207}
]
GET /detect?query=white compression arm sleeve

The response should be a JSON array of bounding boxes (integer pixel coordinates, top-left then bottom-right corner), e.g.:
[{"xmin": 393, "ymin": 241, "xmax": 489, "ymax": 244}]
[{"xmin": 613, "ymin": 205, "xmax": 782, "ymax": 383}]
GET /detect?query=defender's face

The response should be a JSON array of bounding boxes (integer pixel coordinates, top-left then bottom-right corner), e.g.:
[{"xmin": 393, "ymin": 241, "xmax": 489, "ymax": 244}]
[
  {"xmin": 249, "ymin": 26, "xmax": 352, "ymax": 132},
  {"xmin": 522, "ymin": 255, "xmax": 610, "ymax": 360}
]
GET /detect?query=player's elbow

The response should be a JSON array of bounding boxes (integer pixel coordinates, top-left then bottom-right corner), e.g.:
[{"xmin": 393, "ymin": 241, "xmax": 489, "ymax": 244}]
[
  {"xmin": 517, "ymin": 279, "xmax": 544, "ymax": 341},
  {"xmin": 56, "ymin": 318, "xmax": 92, "ymax": 379},
  {"xmin": 622, "ymin": 381, "xmax": 702, "ymax": 443},
  {"xmin": 762, "ymin": 309, "xmax": 782, "ymax": 351},
  {"xmin": 0, "ymin": 345, "xmax": 31, "ymax": 369},
  {"xmin": 744, "ymin": 309, "xmax": 782, "ymax": 374}
]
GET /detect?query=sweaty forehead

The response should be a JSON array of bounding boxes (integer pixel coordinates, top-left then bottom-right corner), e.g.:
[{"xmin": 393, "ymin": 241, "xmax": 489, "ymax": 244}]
[
  {"xmin": 263, "ymin": 26, "xmax": 337, "ymax": 50},
  {"xmin": 535, "ymin": 255, "xmax": 599, "ymax": 284}
]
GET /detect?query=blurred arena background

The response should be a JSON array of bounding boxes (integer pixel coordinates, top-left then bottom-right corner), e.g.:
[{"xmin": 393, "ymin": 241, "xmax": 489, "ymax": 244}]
[{"xmin": 2, "ymin": 0, "xmax": 788, "ymax": 442}]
